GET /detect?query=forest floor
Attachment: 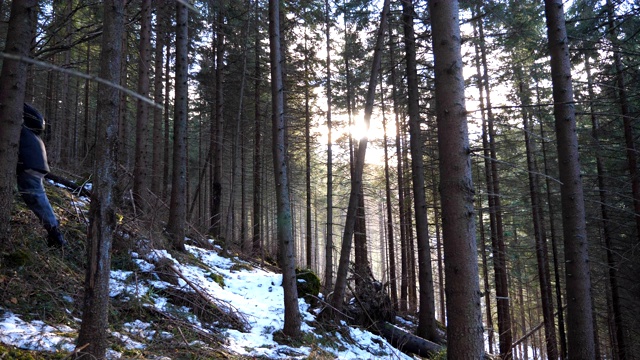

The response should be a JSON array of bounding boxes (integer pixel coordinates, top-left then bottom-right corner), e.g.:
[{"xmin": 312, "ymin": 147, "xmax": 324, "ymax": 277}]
[{"xmin": 0, "ymin": 180, "xmax": 420, "ymax": 359}]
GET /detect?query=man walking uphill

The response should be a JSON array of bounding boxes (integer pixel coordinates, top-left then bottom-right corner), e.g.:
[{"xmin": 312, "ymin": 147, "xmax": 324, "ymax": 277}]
[{"xmin": 18, "ymin": 103, "xmax": 65, "ymax": 247}]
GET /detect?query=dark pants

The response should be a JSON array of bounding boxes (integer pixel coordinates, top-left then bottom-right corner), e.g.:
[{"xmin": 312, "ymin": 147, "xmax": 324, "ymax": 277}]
[{"xmin": 17, "ymin": 170, "xmax": 59, "ymax": 230}]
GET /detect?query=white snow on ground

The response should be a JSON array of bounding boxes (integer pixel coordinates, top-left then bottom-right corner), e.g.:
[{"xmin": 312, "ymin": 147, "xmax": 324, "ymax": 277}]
[{"xmin": 0, "ymin": 241, "xmax": 412, "ymax": 359}]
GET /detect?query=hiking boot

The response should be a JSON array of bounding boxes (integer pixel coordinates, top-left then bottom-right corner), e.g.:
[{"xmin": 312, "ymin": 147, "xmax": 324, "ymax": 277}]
[{"xmin": 47, "ymin": 227, "xmax": 67, "ymax": 247}]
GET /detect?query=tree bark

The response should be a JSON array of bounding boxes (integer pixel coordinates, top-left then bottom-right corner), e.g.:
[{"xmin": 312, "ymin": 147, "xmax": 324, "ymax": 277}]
[
  {"xmin": 401, "ymin": 142, "xmax": 417, "ymax": 312},
  {"xmin": 151, "ymin": 0, "xmax": 167, "ymax": 198},
  {"xmin": 544, "ymin": 1, "xmax": 596, "ymax": 358},
  {"xmin": 429, "ymin": 0, "xmax": 484, "ymax": 357},
  {"xmin": 323, "ymin": 0, "xmax": 334, "ymax": 294},
  {"xmin": 401, "ymin": 0, "xmax": 439, "ymax": 342},
  {"xmin": 252, "ymin": 0, "xmax": 263, "ymax": 258},
  {"xmin": 82, "ymin": 41, "xmax": 91, "ymax": 164},
  {"xmin": 304, "ymin": 26, "xmax": 313, "ymax": 269},
  {"xmin": 0, "ymin": 0, "xmax": 38, "ymax": 245},
  {"xmin": 162, "ymin": 34, "xmax": 172, "ymax": 200},
  {"xmin": 354, "ymin": 190, "xmax": 369, "ymax": 290},
  {"xmin": 388, "ymin": 31, "xmax": 408, "ymax": 312},
  {"xmin": 473, "ymin": 9, "xmax": 512, "ymax": 357},
  {"xmin": 431, "ymin": 166, "xmax": 445, "ymax": 324},
  {"xmin": 381, "ymin": 83, "xmax": 398, "ymax": 310},
  {"xmin": 225, "ymin": 9, "xmax": 250, "ymax": 249},
  {"xmin": 536, "ymin": 70, "xmax": 567, "ymax": 360},
  {"xmin": 76, "ymin": 1, "xmax": 124, "ymax": 357},
  {"xmin": 475, "ymin": 165, "xmax": 494, "ymax": 354},
  {"xmin": 210, "ymin": 1, "xmax": 226, "ymax": 240},
  {"xmin": 585, "ymin": 54, "xmax": 626, "ymax": 360},
  {"xmin": 166, "ymin": 1, "xmax": 189, "ymax": 252},
  {"xmin": 117, "ymin": 23, "xmax": 130, "ymax": 171},
  {"xmin": 269, "ymin": 0, "xmax": 301, "ymax": 337},
  {"xmin": 517, "ymin": 67, "xmax": 558, "ymax": 360},
  {"xmin": 133, "ymin": 0, "xmax": 152, "ymax": 212}
]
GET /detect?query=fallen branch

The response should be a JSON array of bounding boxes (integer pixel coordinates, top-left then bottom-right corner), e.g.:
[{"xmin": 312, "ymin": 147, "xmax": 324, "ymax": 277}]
[
  {"xmin": 310, "ymin": 294, "xmax": 355, "ymax": 322},
  {"xmin": 146, "ymin": 306, "xmax": 225, "ymax": 344},
  {"xmin": 166, "ymin": 261, "xmax": 250, "ymax": 332},
  {"xmin": 511, "ymin": 305, "xmax": 566, "ymax": 349}
]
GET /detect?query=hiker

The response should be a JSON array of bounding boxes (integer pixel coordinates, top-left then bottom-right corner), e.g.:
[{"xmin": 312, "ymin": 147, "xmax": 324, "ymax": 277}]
[{"xmin": 17, "ymin": 103, "xmax": 66, "ymax": 247}]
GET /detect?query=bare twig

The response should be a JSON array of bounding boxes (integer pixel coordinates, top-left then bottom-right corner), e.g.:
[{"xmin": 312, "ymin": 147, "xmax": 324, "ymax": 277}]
[{"xmin": 177, "ymin": 326, "xmax": 190, "ymax": 347}]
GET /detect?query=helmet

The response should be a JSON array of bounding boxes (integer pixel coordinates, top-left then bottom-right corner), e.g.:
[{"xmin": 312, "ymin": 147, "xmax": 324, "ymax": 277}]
[{"xmin": 23, "ymin": 103, "xmax": 45, "ymax": 133}]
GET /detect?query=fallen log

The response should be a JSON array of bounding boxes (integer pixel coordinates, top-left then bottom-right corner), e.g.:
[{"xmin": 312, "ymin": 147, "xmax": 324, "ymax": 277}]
[
  {"xmin": 45, "ymin": 172, "xmax": 92, "ymax": 198},
  {"xmin": 375, "ymin": 321, "xmax": 443, "ymax": 357}
]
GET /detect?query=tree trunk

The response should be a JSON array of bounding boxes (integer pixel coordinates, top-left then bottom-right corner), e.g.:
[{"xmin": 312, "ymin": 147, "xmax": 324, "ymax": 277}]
[
  {"xmin": 133, "ymin": 0, "xmax": 152, "ymax": 212},
  {"xmin": 269, "ymin": 0, "xmax": 301, "ymax": 337},
  {"xmin": 403, "ymin": 142, "xmax": 417, "ymax": 312},
  {"xmin": 166, "ymin": 1, "xmax": 189, "ymax": 252},
  {"xmin": 473, "ymin": 16, "xmax": 495, "ymax": 353},
  {"xmin": 304, "ymin": 27, "xmax": 313, "ymax": 269},
  {"xmin": 517, "ymin": 67, "xmax": 558, "ymax": 359},
  {"xmin": 536, "ymin": 71, "xmax": 567, "ymax": 360},
  {"xmin": 152, "ymin": 0, "xmax": 167, "ymax": 198},
  {"xmin": 604, "ymin": 1, "xmax": 640, "ymax": 248},
  {"xmin": 117, "ymin": 25, "xmax": 130, "ymax": 170},
  {"xmin": 389, "ymin": 33, "xmax": 408, "ymax": 312},
  {"xmin": 377, "ymin": 321, "xmax": 443, "ymax": 357},
  {"xmin": 210, "ymin": 2, "xmax": 226, "ymax": 240},
  {"xmin": 354, "ymin": 190, "xmax": 369, "ymax": 290},
  {"xmin": 252, "ymin": 0, "xmax": 263, "ymax": 258},
  {"xmin": 378, "ymin": 199, "xmax": 387, "ymax": 284},
  {"xmin": 82, "ymin": 42, "xmax": 91, "ymax": 164},
  {"xmin": 323, "ymin": 0, "xmax": 334, "ymax": 294},
  {"xmin": 585, "ymin": 54, "xmax": 626, "ymax": 360},
  {"xmin": 544, "ymin": 1, "xmax": 596, "ymax": 358},
  {"xmin": 429, "ymin": 0, "xmax": 484, "ymax": 357},
  {"xmin": 76, "ymin": 1, "xmax": 124, "ymax": 357},
  {"xmin": 473, "ymin": 9, "xmax": 512, "ymax": 357},
  {"xmin": 401, "ymin": 0, "xmax": 439, "ymax": 342},
  {"xmin": 59, "ymin": 1, "xmax": 73, "ymax": 166},
  {"xmin": 475, "ymin": 165, "xmax": 494, "ymax": 354},
  {"xmin": 162, "ymin": 36, "xmax": 172, "ymax": 200},
  {"xmin": 514, "ymin": 241, "xmax": 528, "ymax": 360},
  {"xmin": 329, "ymin": 0, "xmax": 390, "ymax": 317},
  {"xmin": 241, "ymin": 134, "xmax": 247, "ymax": 251},
  {"xmin": 381, "ymin": 83, "xmax": 398, "ymax": 310},
  {"xmin": 431, "ymin": 166, "xmax": 445, "ymax": 324},
  {"xmin": 225, "ymin": 11, "xmax": 250, "ymax": 248},
  {"xmin": 0, "ymin": 0, "xmax": 37, "ymax": 245}
]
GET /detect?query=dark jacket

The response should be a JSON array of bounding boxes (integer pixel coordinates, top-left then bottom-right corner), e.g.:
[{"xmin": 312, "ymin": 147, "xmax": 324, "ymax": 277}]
[{"xmin": 18, "ymin": 126, "xmax": 50, "ymax": 174}]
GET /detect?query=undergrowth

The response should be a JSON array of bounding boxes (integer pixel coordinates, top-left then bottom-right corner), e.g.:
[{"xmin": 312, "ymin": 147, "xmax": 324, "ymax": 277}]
[
  {"xmin": 0, "ymin": 185, "xmax": 248, "ymax": 359},
  {"xmin": 0, "ymin": 183, "xmax": 428, "ymax": 359}
]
